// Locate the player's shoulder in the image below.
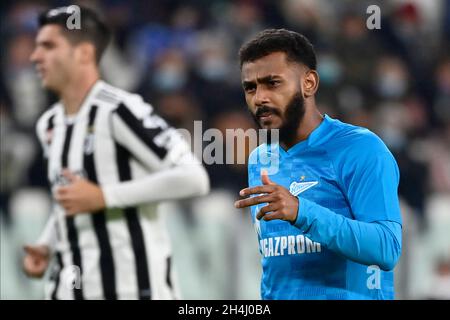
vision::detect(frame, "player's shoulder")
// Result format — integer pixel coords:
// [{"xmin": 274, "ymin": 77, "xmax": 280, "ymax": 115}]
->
[
  {"xmin": 96, "ymin": 81, "xmax": 154, "ymax": 117},
  {"xmin": 324, "ymin": 117, "xmax": 400, "ymax": 184},
  {"xmin": 36, "ymin": 103, "xmax": 61, "ymax": 130},
  {"xmin": 35, "ymin": 102, "xmax": 62, "ymax": 142},
  {"xmin": 325, "ymin": 117, "xmax": 391, "ymax": 157},
  {"xmin": 37, "ymin": 102, "xmax": 60, "ymax": 121}
]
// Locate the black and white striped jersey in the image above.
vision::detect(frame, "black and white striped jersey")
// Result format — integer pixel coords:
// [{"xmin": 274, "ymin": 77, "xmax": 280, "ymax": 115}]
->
[{"xmin": 35, "ymin": 80, "xmax": 209, "ymax": 300}]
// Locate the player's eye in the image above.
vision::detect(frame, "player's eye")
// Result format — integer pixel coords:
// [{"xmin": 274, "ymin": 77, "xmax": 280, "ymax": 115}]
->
[
  {"xmin": 244, "ymin": 84, "xmax": 256, "ymax": 93},
  {"xmin": 268, "ymin": 80, "xmax": 280, "ymax": 87},
  {"xmin": 40, "ymin": 42, "xmax": 55, "ymax": 50}
]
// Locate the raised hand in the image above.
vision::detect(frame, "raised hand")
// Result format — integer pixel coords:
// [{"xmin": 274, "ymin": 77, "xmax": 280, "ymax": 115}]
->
[{"xmin": 235, "ymin": 170, "xmax": 299, "ymax": 223}]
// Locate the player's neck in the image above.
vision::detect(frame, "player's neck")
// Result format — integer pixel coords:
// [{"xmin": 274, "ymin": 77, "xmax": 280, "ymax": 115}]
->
[
  {"xmin": 281, "ymin": 105, "xmax": 323, "ymax": 150},
  {"xmin": 60, "ymin": 70, "xmax": 100, "ymax": 116}
]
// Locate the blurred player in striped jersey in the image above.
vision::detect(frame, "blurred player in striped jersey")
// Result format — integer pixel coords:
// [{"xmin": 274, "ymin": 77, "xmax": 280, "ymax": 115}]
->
[{"xmin": 23, "ymin": 6, "xmax": 209, "ymax": 300}]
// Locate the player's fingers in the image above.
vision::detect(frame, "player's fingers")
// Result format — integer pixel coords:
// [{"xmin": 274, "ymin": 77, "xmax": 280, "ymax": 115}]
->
[
  {"xmin": 65, "ymin": 206, "xmax": 78, "ymax": 216},
  {"xmin": 261, "ymin": 211, "xmax": 283, "ymax": 221},
  {"xmin": 239, "ymin": 185, "xmax": 276, "ymax": 197},
  {"xmin": 23, "ymin": 245, "xmax": 48, "ymax": 258},
  {"xmin": 24, "ymin": 245, "xmax": 41, "ymax": 257},
  {"xmin": 57, "ymin": 199, "xmax": 71, "ymax": 211},
  {"xmin": 62, "ymin": 169, "xmax": 80, "ymax": 183},
  {"xmin": 235, "ymin": 194, "xmax": 274, "ymax": 209},
  {"xmin": 261, "ymin": 170, "xmax": 275, "ymax": 186},
  {"xmin": 23, "ymin": 256, "xmax": 47, "ymax": 278},
  {"xmin": 55, "ymin": 186, "xmax": 69, "ymax": 197},
  {"xmin": 55, "ymin": 189, "xmax": 74, "ymax": 202},
  {"xmin": 256, "ymin": 203, "xmax": 279, "ymax": 220}
]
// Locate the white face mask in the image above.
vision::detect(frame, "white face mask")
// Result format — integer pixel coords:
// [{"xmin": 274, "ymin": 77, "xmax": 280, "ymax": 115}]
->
[{"xmin": 377, "ymin": 72, "xmax": 407, "ymax": 98}]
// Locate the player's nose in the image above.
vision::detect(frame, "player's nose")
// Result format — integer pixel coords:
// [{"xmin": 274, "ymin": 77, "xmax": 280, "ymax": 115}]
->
[
  {"xmin": 30, "ymin": 47, "xmax": 42, "ymax": 64},
  {"xmin": 253, "ymin": 87, "xmax": 270, "ymax": 106}
]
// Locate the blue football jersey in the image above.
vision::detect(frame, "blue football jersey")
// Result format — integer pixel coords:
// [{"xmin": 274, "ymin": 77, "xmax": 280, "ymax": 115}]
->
[{"xmin": 248, "ymin": 115, "xmax": 402, "ymax": 300}]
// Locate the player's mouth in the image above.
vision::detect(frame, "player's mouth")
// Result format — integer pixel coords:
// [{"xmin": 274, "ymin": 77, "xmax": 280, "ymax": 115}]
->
[
  {"xmin": 258, "ymin": 111, "xmax": 275, "ymax": 122},
  {"xmin": 256, "ymin": 106, "xmax": 279, "ymax": 119},
  {"xmin": 36, "ymin": 67, "xmax": 46, "ymax": 79},
  {"xmin": 254, "ymin": 106, "xmax": 281, "ymax": 127}
]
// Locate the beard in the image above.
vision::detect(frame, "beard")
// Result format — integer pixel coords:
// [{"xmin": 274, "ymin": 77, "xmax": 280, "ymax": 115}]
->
[{"xmin": 251, "ymin": 90, "xmax": 305, "ymax": 146}]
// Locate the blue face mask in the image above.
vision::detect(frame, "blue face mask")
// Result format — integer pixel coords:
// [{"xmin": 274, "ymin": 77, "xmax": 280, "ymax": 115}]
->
[
  {"xmin": 152, "ymin": 65, "xmax": 186, "ymax": 92},
  {"xmin": 317, "ymin": 56, "xmax": 342, "ymax": 86},
  {"xmin": 198, "ymin": 57, "xmax": 228, "ymax": 81}
]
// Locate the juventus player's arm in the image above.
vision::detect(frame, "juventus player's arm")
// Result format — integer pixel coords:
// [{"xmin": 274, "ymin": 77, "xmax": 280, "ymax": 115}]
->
[
  {"xmin": 28, "ymin": 110, "xmax": 59, "ymax": 251},
  {"xmin": 34, "ymin": 212, "xmax": 57, "ymax": 249},
  {"xmin": 22, "ymin": 213, "xmax": 55, "ymax": 278},
  {"xmin": 101, "ymin": 98, "xmax": 210, "ymax": 208},
  {"xmin": 23, "ymin": 115, "xmax": 59, "ymax": 278}
]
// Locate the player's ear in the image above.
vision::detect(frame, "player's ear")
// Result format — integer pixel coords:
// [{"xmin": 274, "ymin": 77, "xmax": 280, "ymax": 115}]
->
[
  {"xmin": 302, "ymin": 70, "xmax": 319, "ymax": 98},
  {"xmin": 76, "ymin": 42, "xmax": 96, "ymax": 65}
]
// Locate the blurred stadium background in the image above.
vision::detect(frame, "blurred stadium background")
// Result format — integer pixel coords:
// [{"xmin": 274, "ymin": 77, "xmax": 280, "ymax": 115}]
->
[{"xmin": 1, "ymin": 0, "xmax": 449, "ymax": 299}]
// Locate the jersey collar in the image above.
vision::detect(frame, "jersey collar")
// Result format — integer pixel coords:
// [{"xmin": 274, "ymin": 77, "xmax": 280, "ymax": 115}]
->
[
  {"xmin": 59, "ymin": 79, "xmax": 105, "ymax": 123},
  {"xmin": 277, "ymin": 114, "xmax": 333, "ymax": 156}
]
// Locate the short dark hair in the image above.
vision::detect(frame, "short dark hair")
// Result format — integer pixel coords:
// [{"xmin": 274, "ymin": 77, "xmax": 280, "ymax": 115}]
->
[
  {"xmin": 38, "ymin": 6, "xmax": 111, "ymax": 64},
  {"xmin": 239, "ymin": 29, "xmax": 317, "ymax": 70}
]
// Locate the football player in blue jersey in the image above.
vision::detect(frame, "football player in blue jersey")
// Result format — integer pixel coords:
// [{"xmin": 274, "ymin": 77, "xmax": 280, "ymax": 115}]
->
[{"xmin": 235, "ymin": 29, "xmax": 402, "ymax": 300}]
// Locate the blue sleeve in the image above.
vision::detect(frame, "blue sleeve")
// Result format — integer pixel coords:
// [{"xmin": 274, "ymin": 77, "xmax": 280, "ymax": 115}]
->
[
  {"xmin": 292, "ymin": 135, "xmax": 403, "ymax": 271},
  {"xmin": 293, "ymin": 199, "xmax": 402, "ymax": 271},
  {"xmin": 339, "ymin": 136, "xmax": 402, "ymax": 224}
]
